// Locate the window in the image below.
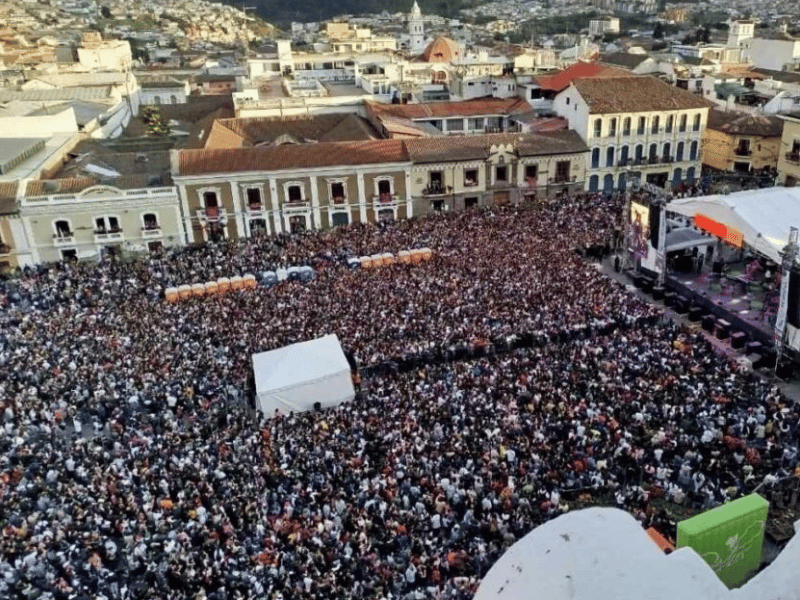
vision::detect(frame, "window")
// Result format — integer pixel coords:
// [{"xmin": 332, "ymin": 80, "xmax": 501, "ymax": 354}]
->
[
  {"xmin": 676, "ymin": 141, "xmax": 685, "ymax": 161},
  {"xmin": 432, "ymin": 199, "xmax": 444, "ymax": 212},
  {"xmin": 54, "ymin": 220, "xmax": 72, "ymax": 238},
  {"xmin": 170, "ymin": 95, "xmax": 177, "ymax": 104},
  {"xmin": 555, "ymin": 160, "xmax": 570, "ymax": 183},
  {"xmin": 662, "ymin": 142, "xmax": 671, "ymax": 161},
  {"xmin": 619, "ymin": 146, "xmax": 629, "ymax": 165},
  {"xmin": 689, "ymin": 141, "xmax": 699, "ymax": 161},
  {"xmin": 591, "ymin": 148, "xmax": 600, "ymax": 168},
  {"xmin": 330, "ymin": 182, "xmax": 345, "ymax": 203},
  {"xmin": 637, "ymin": 116, "xmax": 647, "ymax": 135},
  {"xmin": 566, "ymin": 97, "xmax": 570, "ymax": 105},
  {"xmin": 246, "ymin": 188, "xmax": 262, "ymax": 209},
  {"xmin": 428, "ymin": 171, "xmax": 444, "ymax": 193},
  {"xmin": 469, "ymin": 117, "xmax": 484, "ymax": 130},
  {"xmin": 61, "ymin": 249, "xmax": 77, "ymax": 261},
  {"xmin": 593, "ymin": 118, "xmax": 602, "ymax": 137},
  {"xmin": 287, "ymin": 185, "xmax": 302, "ymax": 202},
  {"xmin": 143, "ymin": 213, "xmax": 159, "ymax": 230},
  {"xmin": 622, "ymin": 117, "xmax": 631, "ymax": 136},
  {"xmin": 651, "ymin": 115, "xmax": 660, "ymax": 134},
  {"xmin": 609, "ymin": 118, "xmax": 617, "ymax": 137},
  {"xmin": 606, "ymin": 146, "xmax": 615, "ymax": 167},
  {"xmin": 649, "ymin": 144, "xmax": 658, "ymax": 161},
  {"xmin": 95, "ymin": 216, "xmax": 120, "ymax": 233},
  {"xmin": 692, "ymin": 113, "xmax": 701, "ymax": 132},
  {"xmin": 377, "ymin": 179, "xmax": 393, "ymax": 203},
  {"xmin": 154, "ymin": 96, "xmax": 162, "ymax": 105},
  {"xmin": 679, "ymin": 114, "xmax": 687, "ymax": 132},
  {"xmin": 635, "ymin": 144, "xmax": 644, "ymax": 161},
  {"xmin": 447, "ymin": 118, "xmax": 464, "ymax": 131},
  {"xmin": 735, "ymin": 139, "xmax": 750, "ymax": 156},
  {"xmin": 464, "ymin": 168, "xmax": 478, "ymax": 187},
  {"xmin": 665, "ymin": 115, "xmax": 674, "ymax": 133},
  {"xmin": 588, "ymin": 174, "xmax": 599, "ymax": 192},
  {"xmin": 465, "ymin": 197, "xmax": 479, "ymax": 209},
  {"xmin": 496, "ymin": 165, "xmax": 508, "ymax": 182},
  {"xmin": 148, "ymin": 241, "xmax": 163, "ymax": 253},
  {"xmin": 331, "ymin": 212, "xmax": 349, "ymax": 227},
  {"xmin": 203, "ymin": 191, "xmax": 218, "ymax": 208},
  {"xmin": 525, "ymin": 164, "xmax": 538, "ymax": 180}
]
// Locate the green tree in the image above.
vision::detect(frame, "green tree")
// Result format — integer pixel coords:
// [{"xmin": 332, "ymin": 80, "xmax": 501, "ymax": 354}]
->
[{"xmin": 100, "ymin": 5, "xmax": 112, "ymax": 19}]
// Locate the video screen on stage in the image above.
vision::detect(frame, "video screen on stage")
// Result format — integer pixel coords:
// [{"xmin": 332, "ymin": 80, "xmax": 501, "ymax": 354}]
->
[{"xmin": 630, "ymin": 201, "xmax": 650, "ymax": 260}]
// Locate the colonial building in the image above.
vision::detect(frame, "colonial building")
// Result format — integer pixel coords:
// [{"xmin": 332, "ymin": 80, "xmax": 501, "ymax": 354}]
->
[
  {"xmin": 172, "ymin": 130, "xmax": 588, "ymax": 241},
  {"xmin": 777, "ymin": 112, "xmax": 800, "ymax": 187},
  {"xmin": 553, "ymin": 75, "xmax": 711, "ymax": 193},
  {"xmin": 703, "ymin": 109, "xmax": 783, "ymax": 174},
  {"xmin": 0, "ymin": 181, "xmax": 19, "ymax": 271}
]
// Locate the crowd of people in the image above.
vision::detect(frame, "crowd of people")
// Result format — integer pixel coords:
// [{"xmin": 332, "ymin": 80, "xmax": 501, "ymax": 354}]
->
[{"xmin": 0, "ymin": 192, "xmax": 797, "ymax": 600}]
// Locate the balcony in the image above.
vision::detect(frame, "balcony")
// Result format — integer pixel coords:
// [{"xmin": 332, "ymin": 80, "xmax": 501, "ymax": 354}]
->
[
  {"xmin": 373, "ymin": 194, "xmax": 398, "ymax": 209},
  {"xmin": 0, "ymin": 243, "xmax": 10, "ymax": 255},
  {"xmin": 197, "ymin": 207, "xmax": 227, "ymax": 224},
  {"xmin": 490, "ymin": 179, "xmax": 514, "ymax": 189},
  {"xmin": 463, "ymin": 179, "xmax": 479, "ymax": 188},
  {"xmin": 422, "ymin": 183, "xmax": 447, "ymax": 196},
  {"xmin": 246, "ymin": 202, "xmax": 265, "ymax": 216},
  {"xmin": 549, "ymin": 175, "xmax": 578, "ymax": 184},
  {"xmin": 282, "ymin": 200, "xmax": 310, "ymax": 214},
  {"xmin": 53, "ymin": 233, "xmax": 75, "ymax": 246},
  {"xmin": 785, "ymin": 152, "xmax": 800, "ymax": 165},
  {"xmin": 734, "ymin": 148, "xmax": 752, "ymax": 157},
  {"xmin": 94, "ymin": 229, "xmax": 124, "ymax": 244},
  {"xmin": 141, "ymin": 226, "xmax": 163, "ymax": 239}
]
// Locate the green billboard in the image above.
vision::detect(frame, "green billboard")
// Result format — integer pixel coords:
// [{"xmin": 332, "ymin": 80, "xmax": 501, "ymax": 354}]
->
[{"xmin": 676, "ymin": 493, "xmax": 768, "ymax": 588}]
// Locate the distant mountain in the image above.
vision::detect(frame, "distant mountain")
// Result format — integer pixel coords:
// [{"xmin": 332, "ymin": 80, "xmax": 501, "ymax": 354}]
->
[{"xmin": 227, "ymin": 0, "xmax": 471, "ymax": 26}]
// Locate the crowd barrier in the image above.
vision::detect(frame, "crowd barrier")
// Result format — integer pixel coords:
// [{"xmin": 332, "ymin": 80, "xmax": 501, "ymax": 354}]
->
[
  {"xmin": 164, "ymin": 274, "xmax": 258, "ymax": 302},
  {"xmin": 349, "ymin": 248, "xmax": 433, "ymax": 270}
]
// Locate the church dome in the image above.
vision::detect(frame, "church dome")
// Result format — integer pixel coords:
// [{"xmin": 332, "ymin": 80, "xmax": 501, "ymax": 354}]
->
[{"xmin": 422, "ymin": 37, "xmax": 461, "ymax": 62}]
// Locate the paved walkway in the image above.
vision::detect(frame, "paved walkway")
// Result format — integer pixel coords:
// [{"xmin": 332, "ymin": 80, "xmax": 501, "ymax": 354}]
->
[{"xmin": 597, "ymin": 256, "xmax": 800, "ymax": 405}]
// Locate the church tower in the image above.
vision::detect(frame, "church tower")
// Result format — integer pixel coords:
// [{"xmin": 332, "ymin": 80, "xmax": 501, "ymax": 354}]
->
[{"xmin": 409, "ymin": 1, "xmax": 425, "ymax": 55}]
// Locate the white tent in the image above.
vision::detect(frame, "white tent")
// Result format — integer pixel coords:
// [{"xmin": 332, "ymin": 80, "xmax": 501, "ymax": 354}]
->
[
  {"xmin": 251, "ymin": 334, "xmax": 355, "ymax": 416},
  {"xmin": 667, "ymin": 188, "xmax": 800, "ymax": 263},
  {"xmin": 474, "ymin": 507, "xmax": 800, "ymax": 600}
]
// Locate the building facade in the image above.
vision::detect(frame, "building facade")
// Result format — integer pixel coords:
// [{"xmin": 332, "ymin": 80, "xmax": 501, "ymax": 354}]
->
[
  {"xmin": 777, "ymin": 113, "xmax": 800, "ymax": 187},
  {"xmin": 703, "ymin": 110, "xmax": 783, "ymax": 174},
  {"xmin": 553, "ymin": 76, "xmax": 710, "ymax": 193}
]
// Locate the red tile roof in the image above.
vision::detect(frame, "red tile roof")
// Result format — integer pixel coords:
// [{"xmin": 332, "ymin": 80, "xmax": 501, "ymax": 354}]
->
[
  {"xmin": 535, "ymin": 61, "xmax": 637, "ymax": 93},
  {"xmin": 573, "ymin": 76, "xmax": 712, "ymax": 114},
  {"xmin": 367, "ymin": 97, "xmax": 530, "ymax": 120},
  {"xmin": 177, "ymin": 139, "xmax": 409, "ymax": 176}
]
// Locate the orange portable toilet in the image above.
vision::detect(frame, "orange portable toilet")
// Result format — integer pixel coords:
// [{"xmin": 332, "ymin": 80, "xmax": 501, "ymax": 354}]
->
[
  {"xmin": 420, "ymin": 248, "xmax": 432, "ymax": 261},
  {"xmin": 360, "ymin": 256, "xmax": 373, "ymax": 269},
  {"xmin": 217, "ymin": 277, "xmax": 231, "ymax": 293},
  {"xmin": 204, "ymin": 281, "xmax": 219, "ymax": 295},
  {"xmin": 165, "ymin": 287, "xmax": 179, "ymax": 302},
  {"xmin": 230, "ymin": 275, "xmax": 244, "ymax": 290},
  {"xmin": 371, "ymin": 254, "xmax": 384, "ymax": 267},
  {"xmin": 244, "ymin": 274, "xmax": 257, "ymax": 289},
  {"xmin": 398, "ymin": 250, "xmax": 411, "ymax": 264},
  {"xmin": 178, "ymin": 284, "xmax": 192, "ymax": 300},
  {"xmin": 410, "ymin": 249, "xmax": 423, "ymax": 264},
  {"xmin": 382, "ymin": 253, "xmax": 395, "ymax": 265},
  {"xmin": 191, "ymin": 283, "xmax": 205, "ymax": 297}
]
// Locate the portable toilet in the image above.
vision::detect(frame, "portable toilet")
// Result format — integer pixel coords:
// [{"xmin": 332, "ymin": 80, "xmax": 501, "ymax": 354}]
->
[
  {"xmin": 192, "ymin": 283, "xmax": 206, "ymax": 297},
  {"xmin": 276, "ymin": 268, "xmax": 289, "ymax": 282},
  {"xmin": 299, "ymin": 266, "xmax": 314, "ymax": 282},
  {"xmin": 382, "ymin": 252, "xmax": 395, "ymax": 265},
  {"xmin": 262, "ymin": 271, "xmax": 278, "ymax": 287},
  {"xmin": 347, "ymin": 257, "xmax": 361, "ymax": 270},
  {"xmin": 371, "ymin": 254, "xmax": 384, "ymax": 267},
  {"xmin": 217, "ymin": 277, "xmax": 231, "ymax": 293},
  {"xmin": 204, "ymin": 281, "xmax": 219, "ymax": 295},
  {"xmin": 360, "ymin": 256, "xmax": 373, "ymax": 269},
  {"xmin": 287, "ymin": 266, "xmax": 300, "ymax": 281},
  {"xmin": 420, "ymin": 248, "xmax": 433, "ymax": 261},
  {"xmin": 165, "ymin": 287, "xmax": 179, "ymax": 302},
  {"xmin": 230, "ymin": 275, "xmax": 244, "ymax": 290},
  {"xmin": 398, "ymin": 250, "xmax": 411, "ymax": 264},
  {"xmin": 178, "ymin": 284, "xmax": 193, "ymax": 300},
  {"xmin": 244, "ymin": 274, "xmax": 257, "ymax": 289},
  {"xmin": 410, "ymin": 249, "xmax": 423, "ymax": 264}
]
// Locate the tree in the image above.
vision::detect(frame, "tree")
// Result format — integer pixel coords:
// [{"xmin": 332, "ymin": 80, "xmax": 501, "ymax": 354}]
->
[
  {"xmin": 700, "ymin": 26, "xmax": 710, "ymax": 43},
  {"xmin": 100, "ymin": 5, "xmax": 112, "ymax": 19},
  {"xmin": 653, "ymin": 22, "xmax": 665, "ymax": 39}
]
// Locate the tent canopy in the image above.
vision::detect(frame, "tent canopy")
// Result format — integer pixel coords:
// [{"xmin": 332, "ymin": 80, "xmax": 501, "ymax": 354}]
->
[
  {"xmin": 666, "ymin": 227, "xmax": 715, "ymax": 253},
  {"xmin": 667, "ymin": 188, "xmax": 800, "ymax": 264},
  {"xmin": 252, "ymin": 334, "xmax": 355, "ymax": 416}
]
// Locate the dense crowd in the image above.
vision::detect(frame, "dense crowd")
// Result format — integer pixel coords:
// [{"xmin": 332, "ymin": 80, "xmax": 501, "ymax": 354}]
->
[{"xmin": 0, "ymin": 193, "xmax": 797, "ymax": 600}]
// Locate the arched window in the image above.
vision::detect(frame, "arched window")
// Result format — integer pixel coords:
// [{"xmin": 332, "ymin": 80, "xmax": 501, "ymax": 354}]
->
[
  {"xmin": 143, "ymin": 213, "xmax": 159, "ymax": 230},
  {"xmin": 154, "ymin": 96, "xmax": 162, "ymax": 105},
  {"xmin": 603, "ymin": 174, "xmax": 614, "ymax": 194},
  {"xmin": 593, "ymin": 118, "xmax": 602, "ymax": 137},
  {"xmin": 606, "ymin": 146, "xmax": 615, "ymax": 167},
  {"xmin": 620, "ymin": 145, "xmax": 629, "ymax": 165},
  {"xmin": 618, "ymin": 173, "xmax": 627, "ymax": 191},
  {"xmin": 588, "ymin": 175, "xmax": 599, "ymax": 192},
  {"xmin": 676, "ymin": 141, "xmax": 685, "ymax": 162},
  {"xmin": 692, "ymin": 113, "xmax": 701, "ymax": 132},
  {"xmin": 679, "ymin": 114, "xmax": 688, "ymax": 132},
  {"xmin": 689, "ymin": 140, "xmax": 699, "ymax": 161},
  {"xmin": 672, "ymin": 168, "xmax": 683, "ymax": 186},
  {"xmin": 203, "ymin": 191, "xmax": 218, "ymax": 208},
  {"xmin": 635, "ymin": 144, "xmax": 644, "ymax": 161},
  {"xmin": 609, "ymin": 118, "xmax": 617, "ymax": 137},
  {"xmin": 591, "ymin": 148, "xmax": 600, "ymax": 168},
  {"xmin": 662, "ymin": 142, "xmax": 671, "ymax": 161},
  {"xmin": 622, "ymin": 117, "xmax": 631, "ymax": 136},
  {"xmin": 651, "ymin": 115, "xmax": 660, "ymax": 134},
  {"xmin": 54, "ymin": 219, "xmax": 72, "ymax": 238},
  {"xmin": 649, "ymin": 143, "xmax": 658, "ymax": 161},
  {"xmin": 686, "ymin": 166, "xmax": 696, "ymax": 182},
  {"xmin": 637, "ymin": 116, "xmax": 647, "ymax": 135},
  {"xmin": 665, "ymin": 115, "xmax": 674, "ymax": 133},
  {"xmin": 170, "ymin": 95, "xmax": 178, "ymax": 104}
]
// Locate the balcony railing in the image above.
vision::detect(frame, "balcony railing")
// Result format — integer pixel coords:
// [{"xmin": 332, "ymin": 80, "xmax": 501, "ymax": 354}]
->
[
  {"xmin": 785, "ymin": 152, "xmax": 800, "ymax": 164},
  {"xmin": 282, "ymin": 200, "xmax": 310, "ymax": 213},
  {"xmin": 94, "ymin": 229, "xmax": 124, "ymax": 243},
  {"xmin": 142, "ymin": 226, "xmax": 163, "ymax": 238},
  {"xmin": 197, "ymin": 207, "xmax": 227, "ymax": 223},
  {"xmin": 373, "ymin": 194, "xmax": 398, "ymax": 209},
  {"xmin": 422, "ymin": 183, "xmax": 447, "ymax": 196},
  {"xmin": 329, "ymin": 196, "xmax": 347, "ymax": 206},
  {"xmin": 53, "ymin": 233, "xmax": 74, "ymax": 246},
  {"xmin": 734, "ymin": 148, "xmax": 752, "ymax": 157},
  {"xmin": 463, "ymin": 179, "xmax": 479, "ymax": 187},
  {"xmin": 549, "ymin": 175, "xmax": 578, "ymax": 184},
  {"xmin": 246, "ymin": 203, "xmax": 264, "ymax": 214}
]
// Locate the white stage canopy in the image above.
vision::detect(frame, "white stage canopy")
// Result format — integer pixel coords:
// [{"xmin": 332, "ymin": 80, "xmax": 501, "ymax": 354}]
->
[
  {"xmin": 667, "ymin": 187, "xmax": 800, "ymax": 264},
  {"xmin": 251, "ymin": 334, "xmax": 355, "ymax": 416}
]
